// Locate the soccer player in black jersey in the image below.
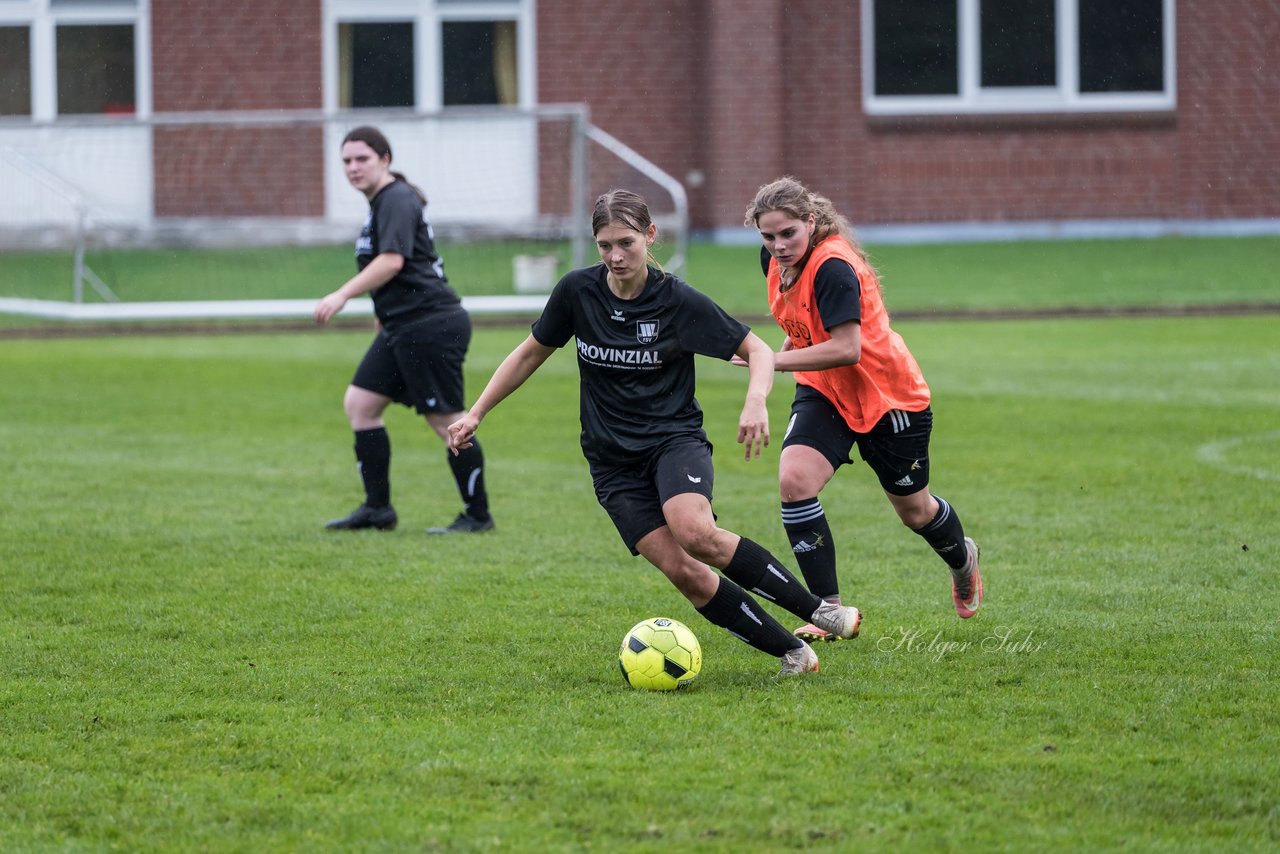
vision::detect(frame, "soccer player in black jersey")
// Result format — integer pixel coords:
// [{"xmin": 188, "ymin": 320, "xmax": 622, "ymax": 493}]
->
[
  {"xmin": 314, "ymin": 126, "xmax": 493, "ymax": 535},
  {"xmin": 447, "ymin": 190, "xmax": 861, "ymax": 676}
]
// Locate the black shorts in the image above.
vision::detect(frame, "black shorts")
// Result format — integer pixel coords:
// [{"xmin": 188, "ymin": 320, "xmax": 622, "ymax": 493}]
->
[
  {"xmin": 588, "ymin": 435, "xmax": 716, "ymax": 555},
  {"xmin": 782, "ymin": 385, "xmax": 932, "ymax": 496},
  {"xmin": 351, "ymin": 307, "xmax": 472, "ymax": 416}
]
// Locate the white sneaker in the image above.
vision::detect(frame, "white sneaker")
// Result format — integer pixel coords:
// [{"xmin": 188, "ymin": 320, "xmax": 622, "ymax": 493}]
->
[
  {"xmin": 807, "ymin": 600, "xmax": 862, "ymax": 640},
  {"xmin": 779, "ymin": 642, "xmax": 819, "ymax": 675}
]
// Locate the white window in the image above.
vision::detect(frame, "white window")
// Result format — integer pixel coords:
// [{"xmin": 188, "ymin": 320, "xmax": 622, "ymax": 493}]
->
[
  {"xmin": 863, "ymin": 0, "xmax": 1175, "ymax": 115},
  {"xmin": 324, "ymin": 0, "xmax": 533, "ymax": 112},
  {"xmin": 0, "ymin": 0, "xmax": 150, "ymax": 120}
]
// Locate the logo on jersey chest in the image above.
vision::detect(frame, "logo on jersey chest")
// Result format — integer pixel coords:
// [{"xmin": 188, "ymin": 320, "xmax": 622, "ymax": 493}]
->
[
  {"xmin": 781, "ymin": 317, "xmax": 812, "ymax": 345},
  {"xmin": 636, "ymin": 319, "xmax": 659, "ymax": 344},
  {"xmin": 576, "ymin": 339, "xmax": 663, "ymax": 368}
]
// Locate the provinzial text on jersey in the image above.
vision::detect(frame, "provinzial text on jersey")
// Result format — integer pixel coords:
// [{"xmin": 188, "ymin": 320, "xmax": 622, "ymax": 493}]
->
[{"xmin": 577, "ymin": 339, "xmax": 663, "ymax": 369}]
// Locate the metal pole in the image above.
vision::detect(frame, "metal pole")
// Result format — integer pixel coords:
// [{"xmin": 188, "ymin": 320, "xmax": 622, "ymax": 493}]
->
[
  {"xmin": 73, "ymin": 205, "xmax": 86, "ymax": 303},
  {"xmin": 582, "ymin": 124, "xmax": 688, "ymax": 276},
  {"xmin": 569, "ymin": 106, "xmax": 589, "ymax": 270}
]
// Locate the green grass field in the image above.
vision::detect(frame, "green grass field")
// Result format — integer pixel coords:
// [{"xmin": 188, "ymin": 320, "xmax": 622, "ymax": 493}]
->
[
  {"xmin": 3, "ymin": 234, "xmax": 1279, "ymax": 318},
  {"xmin": 2, "ymin": 239, "xmax": 1279, "ymax": 850}
]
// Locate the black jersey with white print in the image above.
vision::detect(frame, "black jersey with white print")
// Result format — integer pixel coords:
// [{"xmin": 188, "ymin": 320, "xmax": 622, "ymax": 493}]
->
[
  {"xmin": 532, "ymin": 264, "xmax": 750, "ymax": 464},
  {"xmin": 760, "ymin": 245, "xmax": 861, "ymax": 329},
  {"xmin": 357, "ymin": 180, "xmax": 461, "ymax": 329}
]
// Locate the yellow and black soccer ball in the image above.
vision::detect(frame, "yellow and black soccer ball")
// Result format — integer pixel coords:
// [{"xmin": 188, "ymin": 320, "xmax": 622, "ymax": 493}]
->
[{"xmin": 618, "ymin": 617, "xmax": 702, "ymax": 691}]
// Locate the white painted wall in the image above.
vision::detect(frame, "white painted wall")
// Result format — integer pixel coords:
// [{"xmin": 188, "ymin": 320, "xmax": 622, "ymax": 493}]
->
[
  {"xmin": 0, "ymin": 124, "xmax": 152, "ymax": 234},
  {"xmin": 0, "ymin": 113, "xmax": 543, "ymax": 246}
]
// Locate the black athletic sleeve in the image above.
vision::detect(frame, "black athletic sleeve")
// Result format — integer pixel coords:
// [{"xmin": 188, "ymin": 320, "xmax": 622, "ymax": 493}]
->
[
  {"xmin": 530, "ymin": 273, "xmax": 576, "ymax": 348},
  {"xmin": 812, "ymin": 257, "xmax": 861, "ymax": 330},
  {"xmin": 676, "ymin": 282, "xmax": 750, "ymax": 360},
  {"xmin": 372, "ymin": 184, "xmax": 419, "ymax": 257}
]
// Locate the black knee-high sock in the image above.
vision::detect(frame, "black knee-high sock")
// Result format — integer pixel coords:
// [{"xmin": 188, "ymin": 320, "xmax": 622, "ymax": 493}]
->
[
  {"xmin": 781, "ymin": 498, "xmax": 839, "ymax": 599},
  {"xmin": 721, "ymin": 537, "xmax": 823, "ymax": 622},
  {"xmin": 696, "ymin": 577, "xmax": 802, "ymax": 657},
  {"xmin": 354, "ymin": 427, "xmax": 391, "ymax": 507},
  {"xmin": 446, "ymin": 441, "xmax": 489, "ymax": 520},
  {"xmin": 913, "ymin": 495, "xmax": 968, "ymax": 571}
]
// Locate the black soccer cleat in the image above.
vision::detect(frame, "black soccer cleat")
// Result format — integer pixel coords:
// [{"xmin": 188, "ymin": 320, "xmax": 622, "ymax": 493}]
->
[
  {"xmin": 325, "ymin": 503, "xmax": 398, "ymax": 531},
  {"xmin": 426, "ymin": 512, "xmax": 495, "ymax": 534}
]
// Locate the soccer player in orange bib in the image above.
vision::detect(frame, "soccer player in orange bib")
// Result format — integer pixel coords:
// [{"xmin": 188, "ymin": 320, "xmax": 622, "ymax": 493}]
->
[{"xmin": 741, "ymin": 177, "xmax": 983, "ymax": 639}]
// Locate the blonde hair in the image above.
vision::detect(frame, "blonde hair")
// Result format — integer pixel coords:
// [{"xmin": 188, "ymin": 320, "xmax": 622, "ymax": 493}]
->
[{"xmin": 744, "ymin": 176, "xmax": 868, "ymax": 264}]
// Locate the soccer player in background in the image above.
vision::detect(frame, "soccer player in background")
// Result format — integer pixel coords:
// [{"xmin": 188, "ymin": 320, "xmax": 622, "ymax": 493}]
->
[
  {"xmin": 741, "ymin": 176, "xmax": 983, "ymax": 640},
  {"xmin": 314, "ymin": 125, "xmax": 494, "ymax": 535},
  {"xmin": 447, "ymin": 190, "xmax": 860, "ymax": 676}
]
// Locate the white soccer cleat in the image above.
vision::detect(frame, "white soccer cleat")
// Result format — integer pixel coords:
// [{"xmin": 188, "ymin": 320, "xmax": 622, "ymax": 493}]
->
[
  {"xmin": 807, "ymin": 600, "xmax": 862, "ymax": 640},
  {"xmin": 779, "ymin": 642, "xmax": 820, "ymax": 675}
]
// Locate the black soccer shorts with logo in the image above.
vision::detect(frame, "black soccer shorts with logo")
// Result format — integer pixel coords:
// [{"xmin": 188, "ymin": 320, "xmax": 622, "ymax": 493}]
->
[
  {"xmin": 589, "ymin": 434, "xmax": 716, "ymax": 555},
  {"xmin": 782, "ymin": 384, "xmax": 933, "ymax": 496},
  {"xmin": 351, "ymin": 306, "xmax": 472, "ymax": 416}
]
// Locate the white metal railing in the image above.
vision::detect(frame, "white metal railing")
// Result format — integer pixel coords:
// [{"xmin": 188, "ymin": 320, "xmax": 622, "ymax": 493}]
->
[
  {"xmin": 0, "ymin": 146, "xmax": 119, "ymax": 303},
  {"xmin": 0, "ymin": 294, "xmax": 550, "ymax": 321},
  {"xmin": 585, "ymin": 124, "xmax": 689, "ymax": 275}
]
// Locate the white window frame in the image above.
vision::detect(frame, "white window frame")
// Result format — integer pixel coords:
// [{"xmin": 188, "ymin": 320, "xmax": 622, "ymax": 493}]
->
[
  {"xmin": 322, "ymin": 0, "xmax": 534, "ymax": 114},
  {"xmin": 0, "ymin": 0, "xmax": 151, "ymax": 121},
  {"xmin": 862, "ymin": 0, "xmax": 1175, "ymax": 116}
]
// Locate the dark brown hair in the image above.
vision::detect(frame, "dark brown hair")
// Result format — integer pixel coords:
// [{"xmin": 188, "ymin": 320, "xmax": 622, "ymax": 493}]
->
[
  {"xmin": 342, "ymin": 125, "xmax": 427, "ymax": 204},
  {"xmin": 592, "ymin": 189, "xmax": 661, "ymax": 269}
]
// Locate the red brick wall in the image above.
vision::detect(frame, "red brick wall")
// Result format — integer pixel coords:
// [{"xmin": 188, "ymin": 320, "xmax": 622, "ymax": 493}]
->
[
  {"xmin": 539, "ymin": 0, "xmax": 1280, "ymax": 231},
  {"xmin": 151, "ymin": 0, "xmax": 321, "ymax": 111},
  {"xmin": 151, "ymin": 0, "xmax": 324, "ymax": 216},
  {"xmin": 142, "ymin": 1, "xmax": 1276, "ymax": 228},
  {"xmin": 537, "ymin": 1, "xmax": 705, "ymax": 216},
  {"xmin": 1176, "ymin": 0, "xmax": 1280, "ymax": 218},
  {"xmin": 701, "ymin": 0, "xmax": 786, "ymax": 233},
  {"xmin": 153, "ymin": 125, "xmax": 325, "ymax": 217}
]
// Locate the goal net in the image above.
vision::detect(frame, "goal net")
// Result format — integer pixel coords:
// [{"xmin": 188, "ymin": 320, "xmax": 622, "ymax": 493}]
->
[{"xmin": 0, "ymin": 106, "xmax": 687, "ymax": 320}]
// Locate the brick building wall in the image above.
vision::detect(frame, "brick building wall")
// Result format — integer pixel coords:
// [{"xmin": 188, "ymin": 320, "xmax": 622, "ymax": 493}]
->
[
  {"xmin": 150, "ymin": 0, "xmax": 325, "ymax": 217},
  {"xmin": 700, "ymin": 0, "xmax": 787, "ymax": 233},
  {"xmin": 135, "ymin": 0, "xmax": 1276, "ymax": 230},
  {"xmin": 1176, "ymin": 0, "xmax": 1280, "ymax": 219},
  {"xmin": 537, "ymin": 0, "xmax": 705, "ymax": 214},
  {"xmin": 539, "ymin": 0, "xmax": 1280, "ymax": 233}
]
